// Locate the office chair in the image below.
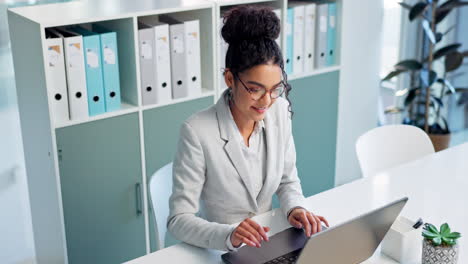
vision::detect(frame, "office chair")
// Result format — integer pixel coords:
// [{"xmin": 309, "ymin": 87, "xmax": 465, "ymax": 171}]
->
[{"xmin": 356, "ymin": 125, "xmax": 435, "ymax": 177}]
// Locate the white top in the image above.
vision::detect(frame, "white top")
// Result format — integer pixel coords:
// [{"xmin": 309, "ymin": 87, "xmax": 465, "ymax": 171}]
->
[{"xmin": 126, "ymin": 142, "xmax": 468, "ymax": 264}]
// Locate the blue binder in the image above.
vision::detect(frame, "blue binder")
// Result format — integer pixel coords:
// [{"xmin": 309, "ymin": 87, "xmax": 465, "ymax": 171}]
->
[
  {"xmin": 286, "ymin": 8, "xmax": 294, "ymax": 75},
  {"xmin": 92, "ymin": 25, "xmax": 121, "ymax": 112},
  {"xmin": 326, "ymin": 3, "xmax": 337, "ymax": 66},
  {"xmin": 69, "ymin": 26, "xmax": 106, "ymax": 116}
]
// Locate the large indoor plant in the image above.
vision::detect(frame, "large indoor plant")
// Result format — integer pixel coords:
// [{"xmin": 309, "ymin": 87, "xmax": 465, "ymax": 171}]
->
[
  {"xmin": 382, "ymin": 0, "xmax": 468, "ymax": 151},
  {"xmin": 422, "ymin": 223, "xmax": 461, "ymax": 264}
]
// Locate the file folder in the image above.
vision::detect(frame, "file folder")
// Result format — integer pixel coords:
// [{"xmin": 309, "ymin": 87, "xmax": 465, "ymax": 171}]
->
[
  {"xmin": 92, "ymin": 24, "xmax": 122, "ymax": 112},
  {"xmin": 273, "ymin": 9, "xmax": 281, "ymax": 48},
  {"xmin": 139, "ymin": 18, "xmax": 173, "ymax": 105},
  {"xmin": 69, "ymin": 26, "xmax": 106, "ymax": 116},
  {"xmin": 138, "ymin": 22, "xmax": 157, "ymax": 105},
  {"xmin": 292, "ymin": 4, "xmax": 305, "ymax": 75},
  {"xmin": 44, "ymin": 29, "xmax": 70, "ymax": 124},
  {"xmin": 159, "ymin": 15, "xmax": 189, "ymax": 99},
  {"xmin": 161, "ymin": 14, "xmax": 202, "ymax": 98},
  {"xmin": 51, "ymin": 28, "xmax": 89, "ymax": 120},
  {"xmin": 315, "ymin": 4, "xmax": 328, "ymax": 68},
  {"xmin": 327, "ymin": 2, "xmax": 337, "ymax": 66},
  {"xmin": 286, "ymin": 8, "xmax": 294, "ymax": 75},
  {"xmin": 304, "ymin": 3, "xmax": 317, "ymax": 73}
]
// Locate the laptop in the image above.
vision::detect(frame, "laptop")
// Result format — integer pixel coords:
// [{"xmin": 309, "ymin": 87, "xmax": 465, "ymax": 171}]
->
[{"xmin": 222, "ymin": 197, "xmax": 408, "ymax": 264}]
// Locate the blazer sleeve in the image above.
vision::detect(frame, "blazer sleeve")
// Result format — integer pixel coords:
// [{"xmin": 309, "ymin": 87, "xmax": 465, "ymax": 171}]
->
[
  {"xmin": 167, "ymin": 121, "xmax": 235, "ymax": 251},
  {"xmin": 275, "ymin": 104, "xmax": 308, "ymax": 217}
]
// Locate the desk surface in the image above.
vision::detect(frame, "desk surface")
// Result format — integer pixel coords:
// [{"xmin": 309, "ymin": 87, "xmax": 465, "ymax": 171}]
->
[{"xmin": 126, "ymin": 142, "xmax": 468, "ymax": 264}]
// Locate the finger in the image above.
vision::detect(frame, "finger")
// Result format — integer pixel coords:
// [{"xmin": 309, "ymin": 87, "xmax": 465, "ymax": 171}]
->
[
  {"xmin": 237, "ymin": 226, "xmax": 261, "ymax": 247},
  {"xmin": 317, "ymin": 215, "xmax": 330, "ymax": 227},
  {"xmin": 299, "ymin": 212, "xmax": 311, "ymax": 237},
  {"xmin": 310, "ymin": 213, "xmax": 321, "ymax": 233},
  {"xmin": 306, "ymin": 212, "xmax": 318, "ymax": 234},
  {"xmin": 289, "ymin": 217, "xmax": 303, "ymax": 229},
  {"xmin": 234, "ymin": 232, "xmax": 257, "ymax": 247},
  {"xmin": 263, "ymin": 226, "xmax": 270, "ymax": 232},
  {"xmin": 246, "ymin": 218, "xmax": 269, "ymax": 242},
  {"xmin": 242, "ymin": 221, "xmax": 263, "ymax": 243}
]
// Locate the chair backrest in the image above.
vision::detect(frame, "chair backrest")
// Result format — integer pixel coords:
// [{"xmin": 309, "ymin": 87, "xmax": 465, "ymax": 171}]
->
[
  {"xmin": 149, "ymin": 162, "xmax": 173, "ymax": 250},
  {"xmin": 356, "ymin": 125, "xmax": 435, "ymax": 177}
]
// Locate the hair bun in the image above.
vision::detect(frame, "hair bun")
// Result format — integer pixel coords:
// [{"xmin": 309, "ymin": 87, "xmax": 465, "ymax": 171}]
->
[{"xmin": 221, "ymin": 5, "xmax": 280, "ymax": 45}]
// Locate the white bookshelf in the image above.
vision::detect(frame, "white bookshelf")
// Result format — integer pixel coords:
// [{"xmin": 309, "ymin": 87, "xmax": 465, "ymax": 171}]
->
[{"xmin": 7, "ymin": 0, "xmax": 342, "ymax": 263}]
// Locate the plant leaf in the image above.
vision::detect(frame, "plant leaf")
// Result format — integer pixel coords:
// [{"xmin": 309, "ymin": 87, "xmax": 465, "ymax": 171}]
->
[
  {"xmin": 436, "ymin": 32, "xmax": 443, "ymax": 43},
  {"xmin": 437, "ymin": 78, "xmax": 456, "ymax": 94},
  {"xmin": 431, "ymin": 95, "xmax": 444, "ymax": 107},
  {"xmin": 435, "ymin": 0, "xmax": 457, "ymax": 24},
  {"xmin": 442, "ymin": 237, "xmax": 455, "ymax": 245},
  {"xmin": 432, "ymin": 236, "xmax": 442, "ymax": 246},
  {"xmin": 395, "ymin": 59, "xmax": 423, "ymax": 70},
  {"xmin": 404, "ymin": 87, "xmax": 421, "ymax": 106},
  {"xmin": 423, "ymin": 230, "xmax": 440, "ymax": 239},
  {"xmin": 420, "ymin": 69, "xmax": 437, "ymax": 86},
  {"xmin": 445, "ymin": 51, "xmax": 464, "ymax": 72},
  {"xmin": 433, "ymin": 43, "xmax": 462, "ymax": 61},
  {"xmin": 399, "ymin": 2, "xmax": 413, "ymax": 10},
  {"xmin": 440, "ymin": 223, "xmax": 451, "ymax": 236},
  {"xmin": 425, "ymin": 223, "xmax": 440, "ymax": 234},
  {"xmin": 382, "ymin": 69, "xmax": 406, "ymax": 81},
  {"xmin": 384, "ymin": 107, "xmax": 404, "ymax": 114},
  {"xmin": 462, "ymin": 50, "xmax": 468, "ymax": 57},
  {"xmin": 446, "ymin": 232, "xmax": 462, "ymax": 239},
  {"xmin": 410, "ymin": 2, "xmax": 429, "ymax": 21},
  {"xmin": 422, "ymin": 19, "xmax": 436, "ymax": 44}
]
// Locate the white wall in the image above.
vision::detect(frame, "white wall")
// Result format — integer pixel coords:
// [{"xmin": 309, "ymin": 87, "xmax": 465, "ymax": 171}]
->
[{"xmin": 334, "ymin": 0, "xmax": 384, "ymax": 186}]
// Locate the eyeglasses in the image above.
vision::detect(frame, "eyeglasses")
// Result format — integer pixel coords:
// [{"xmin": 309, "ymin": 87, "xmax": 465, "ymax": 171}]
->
[{"xmin": 235, "ymin": 74, "xmax": 287, "ymax": 101}]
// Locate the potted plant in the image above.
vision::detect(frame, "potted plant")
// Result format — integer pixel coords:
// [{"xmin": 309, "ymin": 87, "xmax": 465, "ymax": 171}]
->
[
  {"xmin": 422, "ymin": 223, "xmax": 461, "ymax": 264},
  {"xmin": 381, "ymin": 0, "xmax": 468, "ymax": 151}
]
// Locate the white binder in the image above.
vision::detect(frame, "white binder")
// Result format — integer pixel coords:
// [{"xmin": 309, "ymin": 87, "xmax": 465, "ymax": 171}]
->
[
  {"xmin": 138, "ymin": 22, "xmax": 157, "ymax": 105},
  {"xmin": 153, "ymin": 23, "xmax": 173, "ymax": 104},
  {"xmin": 51, "ymin": 28, "xmax": 89, "ymax": 120},
  {"xmin": 273, "ymin": 9, "xmax": 282, "ymax": 48},
  {"xmin": 315, "ymin": 4, "xmax": 328, "ymax": 68},
  {"xmin": 44, "ymin": 29, "xmax": 70, "ymax": 124},
  {"xmin": 304, "ymin": 3, "xmax": 317, "ymax": 73},
  {"xmin": 292, "ymin": 4, "xmax": 305, "ymax": 75}
]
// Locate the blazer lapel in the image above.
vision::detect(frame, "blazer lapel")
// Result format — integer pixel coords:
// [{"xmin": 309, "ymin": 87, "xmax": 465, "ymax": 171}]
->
[{"xmin": 215, "ymin": 92, "xmax": 258, "ymax": 208}]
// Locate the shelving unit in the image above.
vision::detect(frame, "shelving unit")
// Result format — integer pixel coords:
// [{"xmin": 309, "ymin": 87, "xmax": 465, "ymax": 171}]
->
[{"xmin": 7, "ymin": 0, "xmax": 342, "ymax": 263}]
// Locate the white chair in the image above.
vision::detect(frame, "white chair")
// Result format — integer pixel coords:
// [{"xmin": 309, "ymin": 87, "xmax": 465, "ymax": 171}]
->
[
  {"xmin": 356, "ymin": 125, "xmax": 435, "ymax": 177},
  {"xmin": 149, "ymin": 162, "xmax": 174, "ymax": 250}
]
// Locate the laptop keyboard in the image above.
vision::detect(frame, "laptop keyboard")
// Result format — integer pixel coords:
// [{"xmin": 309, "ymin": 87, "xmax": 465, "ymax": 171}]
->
[{"xmin": 264, "ymin": 249, "xmax": 302, "ymax": 264}]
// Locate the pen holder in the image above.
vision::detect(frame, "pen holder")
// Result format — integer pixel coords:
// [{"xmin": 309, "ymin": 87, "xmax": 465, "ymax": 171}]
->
[{"xmin": 381, "ymin": 216, "xmax": 422, "ymax": 263}]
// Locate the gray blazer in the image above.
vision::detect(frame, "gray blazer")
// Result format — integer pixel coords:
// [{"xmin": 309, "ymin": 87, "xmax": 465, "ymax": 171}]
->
[{"xmin": 168, "ymin": 91, "xmax": 307, "ymax": 251}]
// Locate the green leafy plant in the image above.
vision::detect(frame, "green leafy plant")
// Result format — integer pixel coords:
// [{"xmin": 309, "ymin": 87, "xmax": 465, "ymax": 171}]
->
[
  {"xmin": 382, "ymin": 0, "xmax": 468, "ymax": 134},
  {"xmin": 422, "ymin": 223, "xmax": 461, "ymax": 246}
]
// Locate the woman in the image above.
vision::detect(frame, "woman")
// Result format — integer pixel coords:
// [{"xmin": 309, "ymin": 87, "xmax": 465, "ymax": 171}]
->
[{"xmin": 168, "ymin": 5, "xmax": 329, "ymax": 251}]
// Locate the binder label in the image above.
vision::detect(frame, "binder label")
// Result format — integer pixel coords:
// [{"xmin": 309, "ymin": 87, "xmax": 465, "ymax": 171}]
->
[
  {"xmin": 173, "ymin": 35, "xmax": 184, "ymax": 54},
  {"xmin": 103, "ymin": 46, "xmax": 116, "ymax": 65},
  {"xmin": 48, "ymin": 45, "xmax": 61, "ymax": 67},
  {"xmin": 86, "ymin": 49, "xmax": 99, "ymax": 68},
  {"xmin": 140, "ymin": 41, "xmax": 153, "ymax": 60},
  {"xmin": 330, "ymin": 16, "xmax": 336, "ymax": 28},
  {"xmin": 320, "ymin": 16, "xmax": 327, "ymax": 32},
  {"xmin": 68, "ymin": 43, "xmax": 82, "ymax": 68}
]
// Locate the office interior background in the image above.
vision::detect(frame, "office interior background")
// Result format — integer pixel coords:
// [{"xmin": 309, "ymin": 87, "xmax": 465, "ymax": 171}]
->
[{"xmin": 0, "ymin": 0, "xmax": 467, "ymax": 263}]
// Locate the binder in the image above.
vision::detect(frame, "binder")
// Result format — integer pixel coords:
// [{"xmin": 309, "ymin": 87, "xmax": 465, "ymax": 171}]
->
[
  {"xmin": 51, "ymin": 28, "xmax": 89, "ymax": 120},
  {"xmin": 292, "ymin": 4, "xmax": 305, "ymax": 75},
  {"xmin": 44, "ymin": 29, "xmax": 70, "ymax": 124},
  {"xmin": 161, "ymin": 14, "xmax": 202, "ymax": 98},
  {"xmin": 137, "ymin": 22, "xmax": 157, "ymax": 105},
  {"xmin": 273, "ymin": 9, "xmax": 282, "ymax": 48},
  {"xmin": 285, "ymin": 8, "xmax": 294, "ymax": 75},
  {"xmin": 304, "ymin": 3, "xmax": 317, "ymax": 73},
  {"xmin": 159, "ymin": 15, "xmax": 188, "ymax": 99},
  {"xmin": 69, "ymin": 26, "xmax": 106, "ymax": 116},
  {"xmin": 327, "ymin": 2, "xmax": 337, "ymax": 66},
  {"xmin": 315, "ymin": 4, "xmax": 328, "ymax": 68},
  {"xmin": 219, "ymin": 16, "xmax": 228, "ymax": 92},
  {"xmin": 139, "ymin": 18, "xmax": 173, "ymax": 105},
  {"xmin": 92, "ymin": 24, "xmax": 122, "ymax": 112}
]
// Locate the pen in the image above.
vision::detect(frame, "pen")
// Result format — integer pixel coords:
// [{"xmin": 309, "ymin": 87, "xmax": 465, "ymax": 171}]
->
[{"xmin": 412, "ymin": 218, "xmax": 423, "ymax": 229}]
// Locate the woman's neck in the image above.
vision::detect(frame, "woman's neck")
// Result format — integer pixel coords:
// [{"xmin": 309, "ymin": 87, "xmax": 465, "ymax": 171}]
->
[{"xmin": 229, "ymin": 100, "xmax": 255, "ymax": 138}]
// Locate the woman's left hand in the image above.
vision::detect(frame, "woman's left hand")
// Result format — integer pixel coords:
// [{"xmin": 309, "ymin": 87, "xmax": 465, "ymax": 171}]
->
[{"xmin": 287, "ymin": 208, "xmax": 329, "ymax": 237}]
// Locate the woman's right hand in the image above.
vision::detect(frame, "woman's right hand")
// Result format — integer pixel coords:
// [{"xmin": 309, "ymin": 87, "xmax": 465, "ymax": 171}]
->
[{"xmin": 231, "ymin": 218, "xmax": 270, "ymax": 248}]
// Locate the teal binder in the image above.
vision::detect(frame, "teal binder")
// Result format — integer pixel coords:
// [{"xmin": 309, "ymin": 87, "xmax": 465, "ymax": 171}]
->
[
  {"xmin": 326, "ymin": 3, "xmax": 337, "ymax": 66},
  {"xmin": 286, "ymin": 8, "xmax": 294, "ymax": 75},
  {"xmin": 69, "ymin": 26, "xmax": 106, "ymax": 116},
  {"xmin": 92, "ymin": 25, "xmax": 121, "ymax": 112}
]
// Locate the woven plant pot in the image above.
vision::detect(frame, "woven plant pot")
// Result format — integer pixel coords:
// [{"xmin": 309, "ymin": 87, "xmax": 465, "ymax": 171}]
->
[{"xmin": 422, "ymin": 239, "xmax": 459, "ymax": 264}]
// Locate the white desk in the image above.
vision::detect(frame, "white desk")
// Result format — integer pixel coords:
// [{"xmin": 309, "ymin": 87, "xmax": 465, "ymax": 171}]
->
[{"xmin": 126, "ymin": 142, "xmax": 468, "ymax": 264}]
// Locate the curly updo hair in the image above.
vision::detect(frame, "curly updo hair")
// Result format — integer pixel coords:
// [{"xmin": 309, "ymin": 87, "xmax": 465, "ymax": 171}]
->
[{"xmin": 221, "ymin": 5, "xmax": 293, "ymax": 117}]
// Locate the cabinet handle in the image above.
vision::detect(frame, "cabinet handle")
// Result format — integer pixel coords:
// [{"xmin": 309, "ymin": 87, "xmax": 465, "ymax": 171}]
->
[{"xmin": 135, "ymin": 183, "xmax": 143, "ymax": 216}]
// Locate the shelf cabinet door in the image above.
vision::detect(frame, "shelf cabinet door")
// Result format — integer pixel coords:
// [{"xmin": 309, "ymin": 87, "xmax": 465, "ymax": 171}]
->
[{"xmin": 56, "ymin": 113, "xmax": 145, "ymax": 264}]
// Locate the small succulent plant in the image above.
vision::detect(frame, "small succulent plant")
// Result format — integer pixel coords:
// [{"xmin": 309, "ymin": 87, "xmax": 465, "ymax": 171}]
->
[{"xmin": 422, "ymin": 223, "xmax": 461, "ymax": 246}]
